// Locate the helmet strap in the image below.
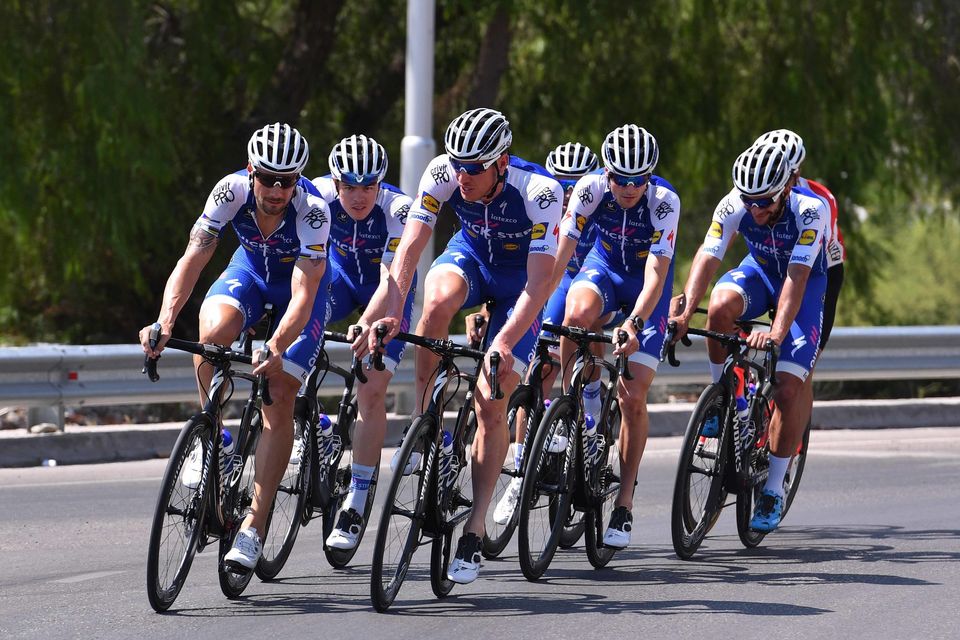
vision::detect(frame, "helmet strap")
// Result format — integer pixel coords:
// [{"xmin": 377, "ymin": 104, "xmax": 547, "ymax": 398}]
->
[{"xmin": 480, "ymin": 162, "xmax": 506, "ymax": 202}]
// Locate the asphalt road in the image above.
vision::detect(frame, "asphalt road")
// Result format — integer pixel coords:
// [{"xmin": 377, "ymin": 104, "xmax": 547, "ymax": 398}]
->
[{"xmin": 1, "ymin": 428, "xmax": 958, "ymax": 640}]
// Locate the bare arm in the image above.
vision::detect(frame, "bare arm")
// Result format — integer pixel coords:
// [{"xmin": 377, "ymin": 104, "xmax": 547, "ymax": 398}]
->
[
  {"xmin": 548, "ymin": 233, "xmax": 578, "ymax": 291},
  {"xmin": 764, "ymin": 263, "xmax": 811, "ymax": 345},
  {"xmin": 140, "ymin": 227, "xmax": 219, "ymax": 355},
  {"xmin": 670, "ymin": 250, "xmax": 723, "ymax": 339},
  {"xmin": 487, "ymin": 252, "xmax": 555, "ymax": 370}
]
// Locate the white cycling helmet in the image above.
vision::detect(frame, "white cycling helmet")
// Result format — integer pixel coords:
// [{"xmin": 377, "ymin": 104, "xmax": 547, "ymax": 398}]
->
[
  {"xmin": 601, "ymin": 124, "xmax": 659, "ymax": 176},
  {"xmin": 755, "ymin": 129, "xmax": 806, "ymax": 172},
  {"xmin": 546, "ymin": 142, "xmax": 599, "ymax": 177},
  {"xmin": 444, "ymin": 108, "xmax": 513, "ymax": 163},
  {"xmin": 732, "ymin": 142, "xmax": 791, "ymax": 197},
  {"xmin": 328, "ymin": 134, "xmax": 388, "ymax": 185},
  {"xmin": 247, "ymin": 122, "xmax": 309, "ymax": 174}
]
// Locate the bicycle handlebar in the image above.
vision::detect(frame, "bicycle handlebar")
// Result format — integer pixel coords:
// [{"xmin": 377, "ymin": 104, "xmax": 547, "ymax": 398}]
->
[
  {"xmin": 488, "ymin": 351, "xmax": 504, "ymax": 401},
  {"xmin": 371, "ymin": 324, "xmax": 387, "ymax": 372},
  {"xmin": 614, "ymin": 330, "xmax": 633, "ymax": 381}
]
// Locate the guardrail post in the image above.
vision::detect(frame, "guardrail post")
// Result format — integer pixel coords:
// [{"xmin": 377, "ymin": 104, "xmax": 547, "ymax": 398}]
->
[{"xmin": 27, "ymin": 405, "xmax": 64, "ymax": 432}]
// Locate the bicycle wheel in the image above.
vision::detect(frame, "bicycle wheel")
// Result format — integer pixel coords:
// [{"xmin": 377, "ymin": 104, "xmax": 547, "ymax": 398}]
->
[
  {"xmin": 256, "ymin": 412, "xmax": 311, "ymax": 581},
  {"xmin": 483, "ymin": 389, "xmax": 530, "ymax": 558},
  {"xmin": 146, "ymin": 416, "xmax": 213, "ymax": 612},
  {"xmin": 736, "ymin": 396, "xmax": 773, "ymax": 548},
  {"xmin": 584, "ymin": 398, "xmax": 623, "ymax": 568},
  {"xmin": 431, "ymin": 408, "xmax": 477, "ymax": 598},
  {"xmin": 517, "ymin": 395, "xmax": 575, "ymax": 581},
  {"xmin": 370, "ymin": 414, "xmax": 435, "ymax": 612},
  {"xmin": 671, "ymin": 383, "xmax": 729, "ymax": 560},
  {"xmin": 218, "ymin": 413, "xmax": 260, "ymax": 598},
  {"xmin": 324, "ymin": 447, "xmax": 379, "ymax": 569}
]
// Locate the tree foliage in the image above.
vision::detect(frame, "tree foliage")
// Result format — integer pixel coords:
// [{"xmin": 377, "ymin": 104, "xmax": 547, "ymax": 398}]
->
[{"xmin": 0, "ymin": 0, "xmax": 957, "ymax": 342}]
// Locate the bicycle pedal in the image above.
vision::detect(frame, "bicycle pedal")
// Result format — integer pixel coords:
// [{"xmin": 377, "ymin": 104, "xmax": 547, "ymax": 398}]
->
[{"xmin": 223, "ymin": 559, "xmax": 253, "ymax": 575}]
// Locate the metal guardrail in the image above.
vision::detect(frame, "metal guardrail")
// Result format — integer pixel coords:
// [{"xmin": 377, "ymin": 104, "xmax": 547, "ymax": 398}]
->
[{"xmin": 2, "ymin": 326, "xmax": 959, "ymax": 429}]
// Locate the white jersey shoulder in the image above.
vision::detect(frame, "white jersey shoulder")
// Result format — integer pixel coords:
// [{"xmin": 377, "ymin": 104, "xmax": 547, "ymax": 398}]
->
[
  {"xmin": 409, "ymin": 154, "xmax": 459, "ymax": 229},
  {"xmin": 197, "ymin": 173, "xmax": 252, "ymax": 235}
]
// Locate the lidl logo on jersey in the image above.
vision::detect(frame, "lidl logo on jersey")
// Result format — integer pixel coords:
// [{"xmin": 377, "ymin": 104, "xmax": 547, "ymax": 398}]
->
[
  {"xmin": 650, "ymin": 230, "xmax": 662, "ymax": 244},
  {"xmin": 421, "ymin": 192, "xmax": 441, "ymax": 215},
  {"xmin": 635, "ymin": 250, "xmax": 649, "ymax": 258},
  {"xmin": 387, "ymin": 237, "xmax": 401, "ymax": 252},
  {"xmin": 708, "ymin": 221, "xmax": 723, "ymax": 238},
  {"xmin": 576, "ymin": 215, "xmax": 587, "ymax": 231},
  {"xmin": 531, "ymin": 223, "xmax": 547, "ymax": 239},
  {"xmin": 798, "ymin": 229, "xmax": 818, "ymax": 245}
]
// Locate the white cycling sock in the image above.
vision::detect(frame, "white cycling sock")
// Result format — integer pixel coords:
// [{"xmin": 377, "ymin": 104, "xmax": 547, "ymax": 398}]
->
[
  {"xmin": 513, "ymin": 442, "xmax": 524, "ymax": 470},
  {"xmin": 709, "ymin": 361, "xmax": 724, "ymax": 383},
  {"xmin": 763, "ymin": 455, "xmax": 790, "ymax": 498},
  {"xmin": 342, "ymin": 463, "xmax": 376, "ymax": 517},
  {"xmin": 583, "ymin": 380, "xmax": 602, "ymax": 418}
]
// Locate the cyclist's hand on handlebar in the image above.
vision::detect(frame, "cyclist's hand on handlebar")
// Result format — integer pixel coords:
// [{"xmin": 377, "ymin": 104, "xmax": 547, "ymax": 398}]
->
[
  {"xmin": 466, "ymin": 312, "xmax": 488, "ymax": 345},
  {"xmin": 666, "ymin": 312, "xmax": 691, "ymax": 343},
  {"xmin": 139, "ymin": 322, "xmax": 170, "ymax": 358},
  {"xmin": 745, "ymin": 329, "xmax": 782, "ymax": 351},
  {"xmin": 612, "ymin": 322, "xmax": 639, "ymax": 357},
  {"xmin": 347, "ymin": 321, "xmax": 370, "ymax": 356},
  {"xmin": 252, "ymin": 343, "xmax": 283, "ymax": 377},
  {"xmin": 487, "ymin": 338, "xmax": 514, "ymax": 383},
  {"xmin": 366, "ymin": 317, "xmax": 399, "ymax": 356}
]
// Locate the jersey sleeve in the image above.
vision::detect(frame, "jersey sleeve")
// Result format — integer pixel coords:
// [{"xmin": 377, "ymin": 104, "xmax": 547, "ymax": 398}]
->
[
  {"xmin": 701, "ymin": 189, "xmax": 746, "ymax": 261},
  {"xmin": 195, "ymin": 173, "xmax": 248, "ymax": 238},
  {"xmin": 381, "ymin": 191, "xmax": 412, "ymax": 267},
  {"xmin": 309, "ymin": 175, "xmax": 339, "ymax": 205},
  {"xmin": 806, "ymin": 179, "xmax": 844, "ymax": 267},
  {"xmin": 408, "ymin": 155, "xmax": 459, "ymax": 230},
  {"xmin": 649, "ymin": 186, "xmax": 681, "ymax": 261},
  {"xmin": 294, "ymin": 192, "xmax": 331, "ymax": 261},
  {"xmin": 559, "ymin": 174, "xmax": 604, "ymax": 242},
  {"xmin": 789, "ymin": 195, "xmax": 827, "ymax": 269},
  {"xmin": 525, "ymin": 174, "xmax": 564, "ymax": 258}
]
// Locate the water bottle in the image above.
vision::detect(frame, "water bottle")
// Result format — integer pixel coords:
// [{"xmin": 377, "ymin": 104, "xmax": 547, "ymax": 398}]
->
[
  {"xmin": 220, "ymin": 428, "xmax": 235, "ymax": 482},
  {"xmin": 584, "ymin": 414, "xmax": 601, "ymax": 465},
  {"xmin": 316, "ymin": 413, "xmax": 337, "ymax": 460},
  {"xmin": 439, "ymin": 430, "xmax": 459, "ymax": 488}
]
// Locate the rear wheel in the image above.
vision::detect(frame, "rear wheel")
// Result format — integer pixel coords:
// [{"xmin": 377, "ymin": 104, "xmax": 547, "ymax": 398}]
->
[
  {"xmin": 218, "ymin": 415, "xmax": 260, "ymax": 598},
  {"xmin": 584, "ymin": 399, "xmax": 623, "ymax": 568},
  {"xmin": 517, "ymin": 395, "xmax": 575, "ymax": 581},
  {"xmin": 431, "ymin": 408, "xmax": 477, "ymax": 598},
  {"xmin": 370, "ymin": 414, "xmax": 435, "ymax": 612},
  {"xmin": 736, "ymin": 396, "xmax": 773, "ymax": 548},
  {"xmin": 146, "ymin": 416, "xmax": 212, "ymax": 612},
  {"xmin": 256, "ymin": 412, "xmax": 311, "ymax": 580},
  {"xmin": 671, "ymin": 384, "xmax": 729, "ymax": 560},
  {"xmin": 483, "ymin": 389, "xmax": 533, "ymax": 558},
  {"xmin": 782, "ymin": 419, "xmax": 811, "ymax": 518}
]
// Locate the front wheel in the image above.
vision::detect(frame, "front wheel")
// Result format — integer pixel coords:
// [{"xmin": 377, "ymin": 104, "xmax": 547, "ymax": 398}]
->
[
  {"xmin": 370, "ymin": 414, "xmax": 435, "ymax": 612},
  {"xmin": 671, "ymin": 383, "xmax": 729, "ymax": 560},
  {"xmin": 517, "ymin": 395, "xmax": 575, "ymax": 581},
  {"xmin": 146, "ymin": 416, "xmax": 213, "ymax": 612},
  {"xmin": 584, "ymin": 399, "xmax": 623, "ymax": 569},
  {"xmin": 218, "ymin": 412, "xmax": 260, "ymax": 598}
]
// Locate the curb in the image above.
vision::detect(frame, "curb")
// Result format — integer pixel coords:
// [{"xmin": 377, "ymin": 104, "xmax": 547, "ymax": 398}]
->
[{"xmin": 1, "ymin": 398, "xmax": 957, "ymax": 468}]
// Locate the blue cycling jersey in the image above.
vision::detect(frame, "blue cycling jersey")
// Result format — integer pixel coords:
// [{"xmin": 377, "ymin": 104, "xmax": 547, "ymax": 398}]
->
[
  {"xmin": 560, "ymin": 173, "xmax": 681, "ymax": 274},
  {"xmin": 409, "ymin": 155, "xmax": 563, "ymax": 268},
  {"xmin": 310, "ymin": 176, "xmax": 411, "ymax": 286},
  {"xmin": 195, "ymin": 170, "xmax": 330, "ymax": 284},
  {"xmin": 702, "ymin": 186, "xmax": 828, "ymax": 282},
  {"xmin": 566, "ymin": 218, "xmax": 598, "ymax": 275}
]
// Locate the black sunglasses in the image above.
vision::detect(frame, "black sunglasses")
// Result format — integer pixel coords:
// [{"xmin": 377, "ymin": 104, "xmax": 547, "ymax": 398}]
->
[{"xmin": 254, "ymin": 171, "xmax": 299, "ymax": 189}]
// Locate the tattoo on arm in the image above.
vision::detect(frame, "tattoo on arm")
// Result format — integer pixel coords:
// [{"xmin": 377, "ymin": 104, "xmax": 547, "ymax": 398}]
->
[{"xmin": 187, "ymin": 226, "xmax": 219, "ymax": 253}]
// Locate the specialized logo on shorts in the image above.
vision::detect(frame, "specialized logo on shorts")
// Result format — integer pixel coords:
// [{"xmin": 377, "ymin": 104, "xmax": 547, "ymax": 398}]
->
[
  {"xmin": 531, "ymin": 223, "xmax": 547, "ymax": 239},
  {"xmin": 791, "ymin": 335, "xmax": 807, "ymax": 357},
  {"xmin": 798, "ymin": 229, "xmax": 818, "ymax": 245},
  {"xmin": 708, "ymin": 221, "xmax": 723, "ymax": 238},
  {"xmin": 421, "ymin": 192, "xmax": 441, "ymax": 215},
  {"xmin": 387, "ymin": 237, "xmax": 401, "ymax": 251},
  {"xmin": 576, "ymin": 215, "xmax": 587, "ymax": 231}
]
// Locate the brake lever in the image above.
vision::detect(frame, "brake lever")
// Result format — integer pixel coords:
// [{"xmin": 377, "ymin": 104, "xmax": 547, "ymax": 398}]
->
[
  {"xmin": 351, "ymin": 325, "xmax": 368, "ymax": 384},
  {"xmin": 616, "ymin": 329, "xmax": 634, "ymax": 380},
  {"xmin": 370, "ymin": 324, "xmax": 387, "ymax": 372},
  {"xmin": 488, "ymin": 351, "xmax": 504, "ymax": 400},
  {"xmin": 142, "ymin": 322, "xmax": 161, "ymax": 382}
]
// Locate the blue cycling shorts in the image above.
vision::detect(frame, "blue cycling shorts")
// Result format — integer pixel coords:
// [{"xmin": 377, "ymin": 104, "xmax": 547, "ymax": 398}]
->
[
  {"xmin": 714, "ymin": 255, "xmax": 827, "ymax": 381},
  {"xmin": 568, "ymin": 252, "xmax": 674, "ymax": 372},
  {"xmin": 203, "ymin": 260, "xmax": 330, "ymax": 386},
  {"xmin": 326, "ymin": 266, "xmax": 417, "ymax": 374}
]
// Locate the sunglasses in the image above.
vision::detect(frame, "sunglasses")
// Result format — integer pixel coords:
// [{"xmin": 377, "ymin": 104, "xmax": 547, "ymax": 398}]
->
[
  {"xmin": 740, "ymin": 188, "xmax": 783, "ymax": 209},
  {"xmin": 254, "ymin": 171, "xmax": 299, "ymax": 189},
  {"xmin": 450, "ymin": 157, "xmax": 498, "ymax": 176},
  {"xmin": 340, "ymin": 171, "xmax": 381, "ymax": 187},
  {"xmin": 609, "ymin": 173, "xmax": 649, "ymax": 188}
]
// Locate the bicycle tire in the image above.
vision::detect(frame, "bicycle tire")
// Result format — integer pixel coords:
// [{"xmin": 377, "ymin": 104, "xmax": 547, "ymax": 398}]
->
[
  {"xmin": 483, "ymin": 389, "xmax": 530, "ymax": 558},
  {"xmin": 782, "ymin": 419, "xmax": 811, "ymax": 518},
  {"xmin": 218, "ymin": 410, "xmax": 261, "ymax": 598},
  {"xmin": 370, "ymin": 414, "xmax": 435, "ymax": 612},
  {"xmin": 671, "ymin": 383, "xmax": 729, "ymax": 560},
  {"xmin": 256, "ymin": 413, "xmax": 312, "ymax": 580},
  {"xmin": 146, "ymin": 416, "xmax": 213, "ymax": 612},
  {"xmin": 584, "ymin": 399, "xmax": 623, "ymax": 568},
  {"xmin": 736, "ymin": 395, "xmax": 773, "ymax": 548},
  {"xmin": 517, "ymin": 395, "xmax": 575, "ymax": 581}
]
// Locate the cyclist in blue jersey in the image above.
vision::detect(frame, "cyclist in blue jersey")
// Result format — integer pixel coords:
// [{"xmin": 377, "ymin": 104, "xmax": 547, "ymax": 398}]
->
[
  {"xmin": 139, "ymin": 123, "xmax": 331, "ymax": 570},
  {"xmin": 669, "ymin": 141, "xmax": 828, "ymax": 533},
  {"xmin": 491, "ymin": 141, "xmax": 600, "ymax": 525},
  {"xmin": 355, "ymin": 108, "xmax": 563, "ymax": 584},
  {"xmin": 309, "ymin": 134, "xmax": 415, "ymax": 550},
  {"xmin": 555, "ymin": 124, "xmax": 681, "ymax": 549}
]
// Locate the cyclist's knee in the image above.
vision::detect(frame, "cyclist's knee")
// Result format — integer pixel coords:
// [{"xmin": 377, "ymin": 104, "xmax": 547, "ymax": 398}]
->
[
  {"xmin": 198, "ymin": 306, "xmax": 243, "ymax": 344},
  {"xmin": 706, "ymin": 290, "xmax": 742, "ymax": 330},
  {"xmin": 564, "ymin": 294, "xmax": 601, "ymax": 328},
  {"xmin": 774, "ymin": 373, "xmax": 804, "ymax": 406}
]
